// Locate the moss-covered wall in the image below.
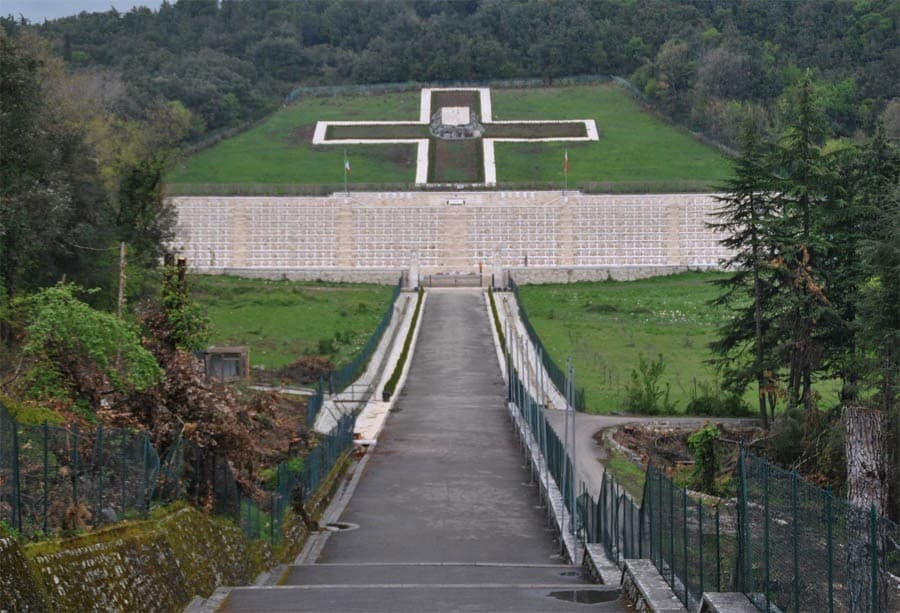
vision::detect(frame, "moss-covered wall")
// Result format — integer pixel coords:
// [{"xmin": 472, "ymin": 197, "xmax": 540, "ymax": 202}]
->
[
  {"xmin": 0, "ymin": 528, "xmax": 49, "ymax": 612},
  {"xmin": 1, "ymin": 505, "xmax": 273, "ymax": 613},
  {"xmin": 1, "ymin": 450, "xmax": 355, "ymax": 612}
]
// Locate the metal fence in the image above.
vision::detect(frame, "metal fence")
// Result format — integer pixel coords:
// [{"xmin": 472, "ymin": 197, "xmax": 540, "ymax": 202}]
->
[
  {"xmin": 505, "ymin": 338, "xmax": 898, "ymax": 612},
  {"xmin": 508, "ymin": 276, "xmax": 585, "ymax": 411},
  {"xmin": 641, "ymin": 465, "xmax": 738, "ymax": 612},
  {"xmin": 737, "ymin": 449, "xmax": 899, "ymax": 613},
  {"xmin": 156, "ymin": 412, "xmax": 356, "ymax": 546},
  {"xmin": 303, "ymin": 277, "xmax": 403, "ymax": 428},
  {"xmin": 0, "ymin": 404, "xmax": 159, "ymax": 537}
]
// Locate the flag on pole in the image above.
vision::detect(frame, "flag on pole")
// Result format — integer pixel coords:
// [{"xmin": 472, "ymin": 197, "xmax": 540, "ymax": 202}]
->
[
  {"xmin": 344, "ymin": 151, "xmax": 351, "ymax": 175},
  {"xmin": 564, "ymin": 150, "xmax": 569, "ymax": 175}
]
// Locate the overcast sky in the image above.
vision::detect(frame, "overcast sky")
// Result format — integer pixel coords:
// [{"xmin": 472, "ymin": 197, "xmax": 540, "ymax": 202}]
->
[{"xmin": 1, "ymin": 0, "xmax": 164, "ymax": 22}]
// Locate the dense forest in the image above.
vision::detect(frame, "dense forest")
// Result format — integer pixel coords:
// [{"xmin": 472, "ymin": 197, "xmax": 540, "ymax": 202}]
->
[{"xmin": 2, "ymin": 0, "xmax": 898, "ymax": 149}]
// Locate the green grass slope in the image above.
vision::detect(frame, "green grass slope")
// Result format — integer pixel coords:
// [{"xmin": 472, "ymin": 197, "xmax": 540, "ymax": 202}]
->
[
  {"xmin": 191, "ymin": 275, "xmax": 395, "ymax": 370},
  {"xmin": 516, "ymin": 272, "xmax": 837, "ymax": 414},
  {"xmin": 491, "ymin": 85, "xmax": 731, "ymax": 189},
  {"xmin": 167, "ymin": 93, "xmax": 421, "ymax": 185},
  {"xmin": 167, "ymin": 84, "xmax": 730, "ymax": 190}
]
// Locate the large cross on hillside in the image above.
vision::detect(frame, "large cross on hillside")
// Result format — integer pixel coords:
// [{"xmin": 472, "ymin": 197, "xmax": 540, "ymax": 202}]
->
[{"xmin": 312, "ymin": 87, "xmax": 599, "ymax": 186}]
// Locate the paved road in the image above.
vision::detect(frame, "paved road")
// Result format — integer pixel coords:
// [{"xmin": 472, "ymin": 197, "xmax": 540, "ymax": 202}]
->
[
  {"xmin": 221, "ymin": 290, "xmax": 622, "ymax": 612},
  {"xmin": 544, "ymin": 411, "xmax": 760, "ymax": 496}
]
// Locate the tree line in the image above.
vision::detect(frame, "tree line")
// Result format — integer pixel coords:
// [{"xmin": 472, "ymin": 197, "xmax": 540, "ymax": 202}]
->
[
  {"xmin": 2, "ymin": 0, "xmax": 897, "ymax": 149},
  {"xmin": 713, "ymin": 76, "xmax": 898, "ymax": 517}
]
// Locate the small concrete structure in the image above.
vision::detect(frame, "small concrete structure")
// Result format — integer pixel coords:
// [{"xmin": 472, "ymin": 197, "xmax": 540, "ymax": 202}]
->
[{"xmin": 201, "ymin": 346, "xmax": 250, "ymax": 382}]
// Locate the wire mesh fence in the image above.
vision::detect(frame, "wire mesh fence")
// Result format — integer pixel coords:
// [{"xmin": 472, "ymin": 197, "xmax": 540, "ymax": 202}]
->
[
  {"xmin": 641, "ymin": 464, "xmax": 739, "ymax": 611},
  {"xmin": 580, "ymin": 473, "xmax": 644, "ymax": 568},
  {"xmin": 508, "ymin": 276, "xmax": 585, "ymax": 411},
  {"xmin": 0, "ymin": 404, "xmax": 159, "ymax": 537},
  {"xmin": 737, "ymin": 448, "xmax": 899, "ymax": 613}
]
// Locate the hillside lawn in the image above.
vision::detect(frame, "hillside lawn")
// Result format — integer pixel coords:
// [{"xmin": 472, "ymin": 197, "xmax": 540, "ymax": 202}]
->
[
  {"xmin": 190, "ymin": 275, "xmax": 396, "ymax": 370},
  {"xmin": 516, "ymin": 272, "xmax": 839, "ymax": 415},
  {"xmin": 166, "ymin": 84, "xmax": 731, "ymax": 189}
]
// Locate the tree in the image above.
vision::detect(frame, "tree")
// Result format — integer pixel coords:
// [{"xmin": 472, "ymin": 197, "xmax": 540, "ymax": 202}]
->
[
  {"xmin": 710, "ymin": 122, "xmax": 780, "ymax": 427},
  {"xmin": 771, "ymin": 76, "xmax": 835, "ymax": 411},
  {"xmin": 10, "ymin": 284, "xmax": 162, "ymax": 409}
]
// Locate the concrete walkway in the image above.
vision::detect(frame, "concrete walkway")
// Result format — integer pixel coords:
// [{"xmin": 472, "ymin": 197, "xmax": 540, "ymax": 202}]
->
[{"xmin": 220, "ymin": 290, "xmax": 622, "ymax": 612}]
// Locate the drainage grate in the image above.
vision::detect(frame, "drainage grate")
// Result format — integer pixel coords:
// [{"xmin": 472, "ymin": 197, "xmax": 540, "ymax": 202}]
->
[{"xmin": 324, "ymin": 522, "xmax": 359, "ymax": 532}]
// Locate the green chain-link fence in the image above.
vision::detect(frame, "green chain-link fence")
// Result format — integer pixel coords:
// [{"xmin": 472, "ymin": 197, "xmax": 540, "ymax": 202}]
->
[
  {"xmin": 508, "ymin": 276, "xmax": 586, "ymax": 411},
  {"xmin": 0, "ymin": 404, "xmax": 159, "ymax": 537},
  {"xmin": 736, "ymin": 448, "xmax": 899, "ymax": 613}
]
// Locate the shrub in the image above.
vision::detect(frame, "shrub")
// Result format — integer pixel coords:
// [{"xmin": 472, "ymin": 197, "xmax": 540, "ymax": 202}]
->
[
  {"xmin": 687, "ymin": 424, "xmax": 722, "ymax": 494},
  {"xmin": 622, "ymin": 353, "xmax": 676, "ymax": 415},
  {"xmin": 685, "ymin": 380, "xmax": 752, "ymax": 417},
  {"xmin": 382, "ymin": 288, "xmax": 424, "ymax": 400}
]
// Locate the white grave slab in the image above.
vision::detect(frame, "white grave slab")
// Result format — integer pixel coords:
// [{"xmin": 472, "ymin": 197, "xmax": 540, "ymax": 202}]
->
[{"xmin": 441, "ymin": 106, "xmax": 470, "ymax": 126}]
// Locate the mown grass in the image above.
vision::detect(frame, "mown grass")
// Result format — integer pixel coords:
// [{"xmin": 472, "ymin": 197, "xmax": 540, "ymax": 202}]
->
[
  {"xmin": 516, "ymin": 272, "xmax": 838, "ymax": 415},
  {"xmin": 190, "ymin": 275, "xmax": 395, "ymax": 370},
  {"xmin": 167, "ymin": 84, "xmax": 730, "ymax": 189},
  {"xmin": 491, "ymin": 85, "xmax": 731, "ymax": 188},
  {"xmin": 166, "ymin": 92, "xmax": 421, "ymax": 185}
]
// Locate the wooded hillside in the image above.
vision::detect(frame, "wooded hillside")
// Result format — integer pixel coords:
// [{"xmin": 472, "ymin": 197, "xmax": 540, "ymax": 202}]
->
[{"xmin": 3, "ymin": 0, "xmax": 897, "ymax": 148}]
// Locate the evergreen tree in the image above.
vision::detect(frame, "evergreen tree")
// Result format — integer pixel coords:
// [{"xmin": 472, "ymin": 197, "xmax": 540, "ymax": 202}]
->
[
  {"xmin": 710, "ymin": 121, "xmax": 779, "ymax": 427},
  {"xmin": 771, "ymin": 76, "xmax": 835, "ymax": 411}
]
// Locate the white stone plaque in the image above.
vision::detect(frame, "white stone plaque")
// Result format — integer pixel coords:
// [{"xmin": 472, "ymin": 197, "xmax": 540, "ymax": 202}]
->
[{"xmin": 441, "ymin": 106, "xmax": 470, "ymax": 126}]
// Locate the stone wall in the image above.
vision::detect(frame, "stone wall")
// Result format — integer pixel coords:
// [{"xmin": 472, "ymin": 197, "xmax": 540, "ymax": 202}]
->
[
  {"xmin": 170, "ymin": 192, "xmax": 733, "ymax": 276},
  {"xmin": 1, "ymin": 505, "xmax": 273, "ymax": 612}
]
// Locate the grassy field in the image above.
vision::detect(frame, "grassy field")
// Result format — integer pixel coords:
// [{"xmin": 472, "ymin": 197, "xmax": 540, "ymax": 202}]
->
[
  {"xmin": 166, "ymin": 92, "xmax": 421, "ymax": 185},
  {"xmin": 491, "ymin": 85, "xmax": 732, "ymax": 187},
  {"xmin": 516, "ymin": 272, "xmax": 838, "ymax": 415},
  {"xmin": 167, "ymin": 84, "xmax": 730, "ymax": 189},
  {"xmin": 190, "ymin": 275, "xmax": 396, "ymax": 370}
]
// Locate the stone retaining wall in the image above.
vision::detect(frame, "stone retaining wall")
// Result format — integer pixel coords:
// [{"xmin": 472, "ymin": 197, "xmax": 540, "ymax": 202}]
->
[{"xmin": 171, "ymin": 192, "xmax": 732, "ymax": 276}]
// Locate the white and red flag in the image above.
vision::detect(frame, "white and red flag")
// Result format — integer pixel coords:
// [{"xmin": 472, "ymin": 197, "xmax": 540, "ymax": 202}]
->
[{"xmin": 564, "ymin": 150, "xmax": 569, "ymax": 175}]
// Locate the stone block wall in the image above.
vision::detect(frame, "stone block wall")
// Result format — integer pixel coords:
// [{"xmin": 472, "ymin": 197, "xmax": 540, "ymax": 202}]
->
[{"xmin": 170, "ymin": 192, "xmax": 733, "ymax": 276}]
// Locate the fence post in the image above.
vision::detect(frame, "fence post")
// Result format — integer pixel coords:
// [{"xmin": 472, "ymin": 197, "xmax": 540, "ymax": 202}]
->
[
  {"xmin": 270, "ymin": 492, "xmax": 275, "ymax": 545},
  {"xmin": 791, "ymin": 470, "xmax": 799, "ymax": 613},
  {"xmin": 669, "ymin": 476, "xmax": 675, "ymax": 587},
  {"xmin": 716, "ymin": 504, "xmax": 721, "ymax": 592},
  {"xmin": 96, "ymin": 426, "xmax": 105, "ymax": 525},
  {"xmin": 683, "ymin": 487, "xmax": 689, "ymax": 605},
  {"xmin": 120, "ymin": 432, "xmax": 127, "ymax": 517},
  {"xmin": 869, "ymin": 505, "xmax": 878, "ymax": 613},
  {"xmin": 140, "ymin": 436, "xmax": 148, "ymax": 515},
  {"xmin": 72, "ymin": 423, "xmax": 80, "ymax": 509},
  {"xmin": 42, "ymin": 421, "xmax": 49, "ymax": 534},
  {"xmin": 825, "ymin": 487, "xmax": 834, "ymax": 613},
  {"xmin": 763, "ymin": 459, "xmax": 770, "ymax": 613},
  {"xmin": 11, "ymin": 423, "xmax": 21, "ymax": 533},
  {"xmin": 699, "ymin": 498, "xmax": 704, "ymax": 600},
  {"xmin": 738, "ymin": 444, "xmax": 751, "ymax": 594}
]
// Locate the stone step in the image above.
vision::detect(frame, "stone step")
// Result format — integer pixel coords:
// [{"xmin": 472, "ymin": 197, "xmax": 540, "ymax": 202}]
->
[
  {"xmin": 219, "ymin": 583, "xmax": 621, "ymax": 612},
  {"xmin": 282, "ymin": 562, "xmax": 594, "ymax": 586}
]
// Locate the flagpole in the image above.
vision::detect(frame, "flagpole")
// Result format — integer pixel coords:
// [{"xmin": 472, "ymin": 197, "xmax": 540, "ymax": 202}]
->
[
  {"xmin": 564, "ymin": 150, "xmax": 568, "ymax": 197},
  {"xmin": 344, "ymin": 148, "xmax": 348, "ymax": 196}
]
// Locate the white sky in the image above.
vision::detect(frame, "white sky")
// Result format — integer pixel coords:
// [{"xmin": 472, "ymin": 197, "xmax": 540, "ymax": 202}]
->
[{"xmin": 1, "ymin": 0, "xmax": 164, "ymax": 22}]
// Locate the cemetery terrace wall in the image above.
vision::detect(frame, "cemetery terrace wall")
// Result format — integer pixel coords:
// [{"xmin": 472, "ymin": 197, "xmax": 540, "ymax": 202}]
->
[{"xmin": 171, "ymin": 192, "xmax": 732, "ymax": 276}]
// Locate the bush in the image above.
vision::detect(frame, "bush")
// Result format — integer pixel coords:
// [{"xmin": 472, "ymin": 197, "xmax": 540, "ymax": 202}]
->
[
  {"xmin": 685, "ymin": 381, "xmax": 752, "ymax": 417},
  {"xmin": 622, "ymin": 353, "xmax": 676, "ymax": 415},
  {"xmin": 382, "ymin": 288, "xmax": 424, "ymax": 400},
  {"xmin": 687, "ymin": 424, "xmax": 722, "ymax": 494}
]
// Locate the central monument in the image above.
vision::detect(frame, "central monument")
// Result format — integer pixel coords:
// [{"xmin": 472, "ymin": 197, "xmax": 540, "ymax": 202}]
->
[{"xmin": 429, "ymin": 106, "xmax": 484, "ymax": 140}]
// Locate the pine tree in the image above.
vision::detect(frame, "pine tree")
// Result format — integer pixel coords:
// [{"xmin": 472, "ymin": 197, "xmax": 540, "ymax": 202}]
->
[
  {"xmin": 771, "ymin": 76, "xmax": 835, "ymax": 411},
  {"xmin": 710, "ymin": 121, "xmax": 779, "ymax": 428}
]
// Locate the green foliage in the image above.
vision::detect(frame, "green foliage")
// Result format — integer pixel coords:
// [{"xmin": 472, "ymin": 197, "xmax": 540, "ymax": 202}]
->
[
  {"xmin": 687, "ymin": 424, "xmax": 722, "ymax": 495},
  {"xmin": 623, "ymin": 353, "xmax": 676, "ymax": 415},
  {"xmin": 515, "ymin": 273, "xmax": 831, "ymax": 414},
  {"xmin": 383, "ymin": 288, "xmax": 424, "ymax": 400},
  {"xmin": 15, "ymin": 284, "xmax": 162, "ymax": 404},
  {"xmin": 160, "ymin": 266, "xmax": 209, "ymax": 352},
  {"xmin": 685, "ymin": 382, "xmax": 752, "ymax": 418},
  {"xmin": 191, "ymin": 275, "xmax": 395, "ymax": 369},
  {"xmin": 487, "ymin": 288, "xmax": 506, "ymax": 350}
]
